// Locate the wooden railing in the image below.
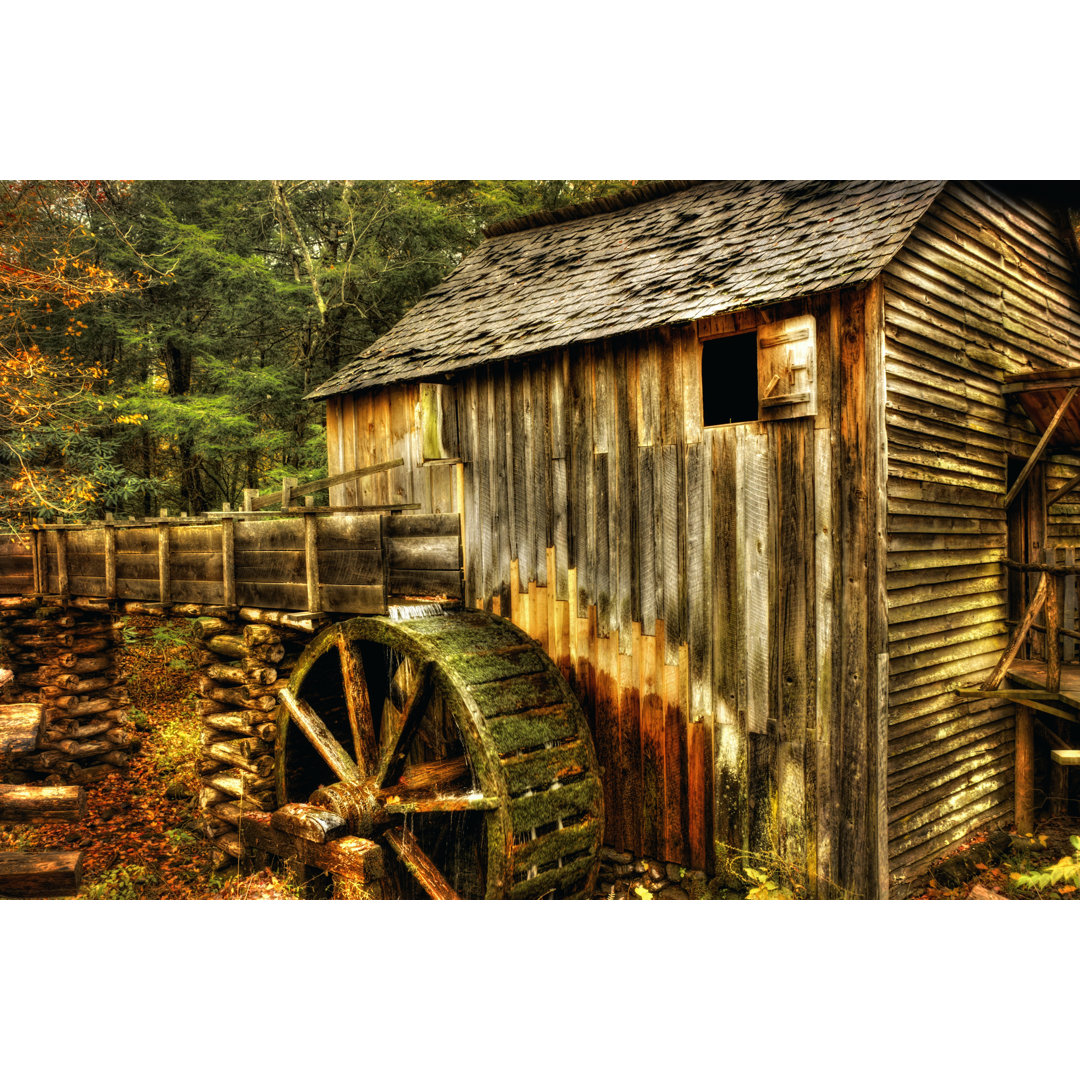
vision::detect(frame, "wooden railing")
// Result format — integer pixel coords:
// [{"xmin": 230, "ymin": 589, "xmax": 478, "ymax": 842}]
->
[
  {"xmin": 0, "ymin": 510, "xmax": 462, "ymax": 616},
  {"xmin": 983, "ymin": 548, "xmax": 1080, "ymax": 693}
]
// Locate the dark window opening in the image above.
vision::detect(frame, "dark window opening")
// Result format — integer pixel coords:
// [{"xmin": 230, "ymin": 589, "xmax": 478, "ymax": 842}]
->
[{"xmin": 702, "ymin": 332, "xmax": 758, "ymax": 426}]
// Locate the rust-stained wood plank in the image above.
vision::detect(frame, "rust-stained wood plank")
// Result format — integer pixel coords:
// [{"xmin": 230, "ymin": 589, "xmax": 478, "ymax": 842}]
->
[
  {"xmin": 640, "ymin": 619, "xmax": 663, "ymax": 857},
  {"xmin": 620, "ymin": 622, "xmax": 642, "ymax": 855},
  {"xmin": 596, "ymin": 630, "xmax": 619, "ymax": 850}
]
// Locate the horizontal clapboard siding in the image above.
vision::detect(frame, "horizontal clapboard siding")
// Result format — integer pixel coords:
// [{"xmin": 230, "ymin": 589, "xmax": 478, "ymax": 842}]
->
[{"xmin": 883, "ymin": 181, "xmax": 1080, "ymax": 892}]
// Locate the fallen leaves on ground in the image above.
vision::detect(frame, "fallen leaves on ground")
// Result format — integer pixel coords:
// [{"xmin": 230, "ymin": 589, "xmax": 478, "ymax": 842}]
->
[{"xmin": 0, "ymin": 615, "xmax": 293, "ymax": 900}]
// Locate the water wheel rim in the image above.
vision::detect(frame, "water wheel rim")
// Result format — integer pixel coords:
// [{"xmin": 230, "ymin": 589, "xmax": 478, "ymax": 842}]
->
[{"xmin": 274, "ymin": 612, "xmax": 602, "ymax": 899}]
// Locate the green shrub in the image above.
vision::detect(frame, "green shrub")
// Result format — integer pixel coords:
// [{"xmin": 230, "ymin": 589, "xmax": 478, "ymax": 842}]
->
[
  {"xmin": 1011, "ymin": 836, "xmax": 1080, "ymax": 895},
  {"xmin": 83, "ymin": 864, "xmax": 159, "ymax": 900}
]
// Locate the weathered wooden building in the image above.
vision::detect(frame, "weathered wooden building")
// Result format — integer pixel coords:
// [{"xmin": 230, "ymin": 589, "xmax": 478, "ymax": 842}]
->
[{"xmin": 309, "ymin": 180, "xmax": 1080, "ymax": 898}]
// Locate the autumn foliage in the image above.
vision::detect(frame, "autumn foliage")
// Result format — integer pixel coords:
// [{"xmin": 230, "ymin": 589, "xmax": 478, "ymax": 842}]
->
[{"xmin": 0, "ymin": 181, "xmax": 130, "ymax": 520}]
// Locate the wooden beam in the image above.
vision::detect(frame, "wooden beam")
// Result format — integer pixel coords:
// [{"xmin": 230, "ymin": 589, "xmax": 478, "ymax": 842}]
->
[
  {"xmin": 248, "ymin": 459, "xmax": 404, "ymax": 510},
  {"xmin": 383, "ymin": 824, "xmax": 459, "ymax": 899},
  {"xmin": 955, "ymin": 687, "xmax": 1060, "ymax": 700},
  {"xmin": 955, "ymin": 688, "xmax": 1075, "ymax": 721},
  {"xmin": 377, "ymin": 661, "xmax": 435, "ymax": 789},
  {"xmin": 1004, "ymin": 385, "xmax": 1078, "ymax": 509},
  {"xmin": 279, "ymin": 688, "xmax": 363, "ymax": 784},
  {"xmin": 269, "ymin": 803, "xmax": 347, "ymax": 844},
  {"xmin": 983, "ymin": 572, "xmax": 1049, "ymax": 690},
  {"xmin": 1050, "ymin": 748, "xmax": 1080, "ymax": 765},
  {"xmin": 237, "ymin": 810, "xmax": 384, "ymax": 882},
  {"xmin": 1047, "ymin": 470, "xmax": 1080, "ymax": 507},
  {"xmin": 1000, "ymin": 557, "xmax": 1077, "ymax": 576}
]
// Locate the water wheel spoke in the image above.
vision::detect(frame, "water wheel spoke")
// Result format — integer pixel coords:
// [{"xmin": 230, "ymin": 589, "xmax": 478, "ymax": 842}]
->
[
  {"xmin": 383, "ymin": 824, "xmax": 460, "ymax": 900},
  {"xmin": 381, "ymin": 792, "xmax": 499, "ymax": 814},
  {"xmin": 279, "ymin": 687, "xmax": 363, "ymax": 784},
  {"xmin": 337, "ymin": 634, "xmax": 378, "ymax": 772},
  {"xmin": 376, "ymin": 659, "xmax": 435, "ymax": 789}
]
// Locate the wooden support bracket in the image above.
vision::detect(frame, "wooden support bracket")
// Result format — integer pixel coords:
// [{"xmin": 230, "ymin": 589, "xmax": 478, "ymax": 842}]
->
[
  {"xmin": 983, "ymin": 572, "xmax": 1049, "ymax": 690},
  {"xmin": 1004, "ymin": 385, "xmax": 1078, "ymax": 509}
]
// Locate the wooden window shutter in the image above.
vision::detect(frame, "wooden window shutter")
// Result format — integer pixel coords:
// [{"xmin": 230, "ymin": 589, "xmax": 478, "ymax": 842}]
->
[
  {"xmin": 757, "ymin": 315, "xmax": 817, "ymax": 419},
  {"xmin": 418, "ymin": 383, "xmax": 459, "ymax": 463}
]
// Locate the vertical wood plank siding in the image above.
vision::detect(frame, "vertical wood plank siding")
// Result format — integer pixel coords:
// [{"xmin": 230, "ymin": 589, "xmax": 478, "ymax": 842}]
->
[
  {"xmin": 882, "ymin": 182, "xmax": 1080, "ymax": 892},
  {"xmin": 328, "ymin": 288, "xmax": 885, "ymax": 895}
]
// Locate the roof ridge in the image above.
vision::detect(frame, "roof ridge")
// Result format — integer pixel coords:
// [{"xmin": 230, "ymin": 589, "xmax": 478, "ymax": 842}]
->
[{"xmin": 481, "ymin": 180, "xmax": 704, "ymax": 239}]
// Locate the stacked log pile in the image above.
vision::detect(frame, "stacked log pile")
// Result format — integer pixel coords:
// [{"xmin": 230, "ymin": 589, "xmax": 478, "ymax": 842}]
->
[
  {"xmin": 0, "ymin": 598, "xmax": 134, "ymax": 783},
  {"xmin": 194, "ymin": 610, "xmax": 312, "ymax": 869}
]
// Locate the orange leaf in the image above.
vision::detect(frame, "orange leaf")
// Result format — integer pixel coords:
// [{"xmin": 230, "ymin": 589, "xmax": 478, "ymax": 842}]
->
[
  {"xmin": 1059, "ymin": 885, "xmax": 1077, "ymax": 895},
  {"xmin": 974, "ymin": 862, "xmax": 988, "ymax": 871}
]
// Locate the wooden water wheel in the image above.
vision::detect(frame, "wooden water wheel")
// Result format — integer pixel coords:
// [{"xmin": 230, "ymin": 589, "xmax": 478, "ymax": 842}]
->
[{"xmin": 264, "ymin": 610, "xmax": 603, "ymax": 899}]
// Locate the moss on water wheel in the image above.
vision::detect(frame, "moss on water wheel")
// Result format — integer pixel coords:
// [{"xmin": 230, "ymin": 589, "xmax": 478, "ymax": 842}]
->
[{"xmin": 273, "ymin": 611, "xmax": 603, "ymax": 899}]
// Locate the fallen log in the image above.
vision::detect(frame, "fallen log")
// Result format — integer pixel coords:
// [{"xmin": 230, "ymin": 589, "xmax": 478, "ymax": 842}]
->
[
  {"xmin": 0, "ymin": 783, "xmax": 85, "ymax": 823},
  {"xmin": 0, "ymin": 850, "xmax": 83, "ymax": 897}
]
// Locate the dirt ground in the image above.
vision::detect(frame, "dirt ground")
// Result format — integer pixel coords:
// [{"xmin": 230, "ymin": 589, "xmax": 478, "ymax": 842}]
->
[{"xmin": 912, "ymin": 817, "xmax": 1080, "ymax": 901}]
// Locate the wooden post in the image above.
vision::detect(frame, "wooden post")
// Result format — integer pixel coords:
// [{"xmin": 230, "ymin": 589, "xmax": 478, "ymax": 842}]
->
[
  {"xmin": 242, "ymin": 488, "xmax": 258, "ymax": 512},
  {"xmin": 104, "ymin": 520, "xmax": 117, "ymax": 600},
  {"xmin": 157, "ymin": 519, "xmax": 171, "ymax": 605},
  {"xmin": 983, "ymin": 572, "xmax": 1049, "ymax": 690},
  {"xmin": 379, "ymin": 514, "xmax": 390, "ymax": 612},
  {"xmin": 1047, "ymin": 559, "xmax": 1062, "ymax": 693},
  {"xmin": 281, "ymin": 476, "xmax": 298, "ymax": 510},
  {"xmin": 1050, "ymin": 723, "xmax": 1069, "ymax": 818},
  {"xmin": 1015, "ymin": 704, "xmax": 1035, "ymax": 833},
  {"xmin": 221, "ymin": 503, "xmax": 236, "ymax": 611},
  {"xmin": 30, "ymin": 523, "xmax": 41, "ymax": 595},
  {"xmin": 55, "ymin": 527, "xmax": 69, "ymax": 598},
  {"xmin": 303, "ymin": 510, "xmax": 320, "ymax": 612}
]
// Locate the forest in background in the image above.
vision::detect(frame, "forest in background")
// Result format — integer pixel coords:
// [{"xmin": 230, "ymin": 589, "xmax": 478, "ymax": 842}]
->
[{"xmin": 0, "ymin": 180, "xmax": 633, "ymax": 525}]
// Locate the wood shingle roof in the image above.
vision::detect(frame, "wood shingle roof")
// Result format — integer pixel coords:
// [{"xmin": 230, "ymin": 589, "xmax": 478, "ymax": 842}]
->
[{"xmin": 308, "ymin": 179, "xmax": 946, "ymax": 398}]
